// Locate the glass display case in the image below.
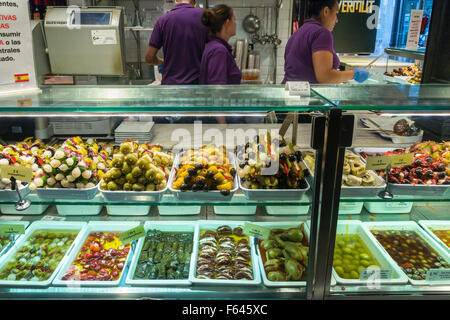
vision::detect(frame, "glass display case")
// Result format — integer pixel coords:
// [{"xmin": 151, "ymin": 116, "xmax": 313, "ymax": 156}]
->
[{"xmin": 0, "ymin": 84, "xmax": 449, "ymax": 300}]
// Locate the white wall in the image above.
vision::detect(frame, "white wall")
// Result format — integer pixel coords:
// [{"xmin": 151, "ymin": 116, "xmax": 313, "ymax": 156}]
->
[{"xmin": 68, "ymin": 0, "xmax": 293, "ymax": 83}]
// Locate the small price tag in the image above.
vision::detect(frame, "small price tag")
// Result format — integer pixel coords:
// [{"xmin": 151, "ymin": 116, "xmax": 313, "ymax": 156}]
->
[
  {"xmin": 0, "ymin": 224, "xmax": 25, "ymax": 235},
  {"xmin": 285, "ymin": 81, "xmax": 310, "ymax": 97},
  {"xmin": 119, "ymin": 225, "xmax": 146, "ymax": 244},
  {"xmin": 390, "ymin": 153, "xmax": 414, "ymax": 167},
  {"xmin": 243, "ymin": 222, "xmax": 270, "ymax": 240},
  {"xmin": 426, "ymin": 268, "xmax": 450, "ymax": 281},
  {"xmin": 365, "ymin": 156, "xmax": 391, "ymax": 170},
  {"xmin": 0, "ymin": 166, "xmax": 33, "ymax": 182},
  {"xmin": 359, "ymin": 268, "xmax": 392, "ymax": 280}
]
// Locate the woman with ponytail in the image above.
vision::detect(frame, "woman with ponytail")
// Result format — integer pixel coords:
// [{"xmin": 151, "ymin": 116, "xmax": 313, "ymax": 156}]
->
[{"xmin": 199, "ymin": 5, "xmax": 241, "ymax": 85}]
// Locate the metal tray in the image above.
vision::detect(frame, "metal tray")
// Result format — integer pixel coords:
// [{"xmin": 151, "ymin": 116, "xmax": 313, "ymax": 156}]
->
[
  {"xmin": 0, "ymin": 221, "xmax": 30, "ymax": 258},
  {"xmin": 53, "ymin": 221, "xmax": 140, "ymax": 287},
  {"xmin": 332, "ymin": 220, "xmax": 408, "ymax": 285},
  {"xmin": 0, "ymin": 186, "xmax": 30, "ymax": 201},
  {"xmin": 418, "ymin": 220, "xmax": 450, "ymax": 253},
  {"xmin": 189, "ymin": 220, "xmax": 261, "ymax": 286},
  {"xmin": 169, "ymin": 153, "xmax": 238, "ymax": 201},
  {"xmin": 363, "ymin": 221, "xmax": 450, "ymax": 286},
  {"xmin": 35, "ymin": 183, "xmax": 99, "ymax": 200},
  {"xmin": 254, "ymin": 221, "xmax": 336, "ymax": 287},
  {"xmin": 354, "ymin": 147, "xmax": 450, "ymax": 197},
  {"xmin": 0, "ymin": 221, "xmax": 87, "ymax": 287},
  {"xmin": 125, "ymin": 221, "xmax": 199, "ymax": 286},
  {"xmin": 239, "ymin": 177, "xmax": 310, "ymax": 201}
]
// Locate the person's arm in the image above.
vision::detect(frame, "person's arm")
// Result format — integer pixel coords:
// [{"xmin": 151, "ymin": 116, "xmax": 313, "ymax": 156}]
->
[
  {"xmin": 145, "ymin": 45, "xmax": 163, "ymax": 66},
  {"xmin": 312, "ymin": 50, "xmax": 354, "ymax": 84}
]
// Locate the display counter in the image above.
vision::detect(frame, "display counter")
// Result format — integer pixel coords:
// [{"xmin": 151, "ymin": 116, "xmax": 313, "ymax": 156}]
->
[{"xmin": 0, "ymin": 84, "xmax": 449, "ymax": 300}]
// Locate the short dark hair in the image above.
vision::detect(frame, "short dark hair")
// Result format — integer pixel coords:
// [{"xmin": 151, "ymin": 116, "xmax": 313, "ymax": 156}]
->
[
  {"xmin": 308, "ymin": 0, "xmax": 339, "ymax": 17},
  {"xmin": 201, "ymin": 4, "xmax": 233, "ymax": 34}
]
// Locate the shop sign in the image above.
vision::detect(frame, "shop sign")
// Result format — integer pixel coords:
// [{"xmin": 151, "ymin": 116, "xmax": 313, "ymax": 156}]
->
[{"xmin": 0, "ymin": 0, "xmax": 39, "ymax": 95}]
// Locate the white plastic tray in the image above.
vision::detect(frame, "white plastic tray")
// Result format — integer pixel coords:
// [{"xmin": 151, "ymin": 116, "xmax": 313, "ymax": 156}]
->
[
  {"xmin": 53, "ymin": 221, "xmax": 140, "ymax": 287},
  {"xmin": 0, "ymin": 221, "xmax": 86, "ymax": 287},
  {"xmin": 265, "ymin": 205, "xmax": 310, "ymax": 215},
  {"xmin": 0, "ymin": 221, "xmax": 29, "ymax": 258},
  {"xmin": 56, "ymin": 194, "xmax": 103, "ymax": 216},
  {"xmin": 418, "ymin": 220, "xmax": 450, "ymax": 253},
  {"xmin": 332, "ymin": 220, "xmax": 408, "ymax": 285},
  {"xmin": 364, "ymin": 201, "xmax": 413, "ymax": 214},
  {"xmin": 125, "ymin": 221, "xmax": 198, "ymax": 286},
  {"xmin": 169, "ymin": 153, "xmax": 239, "ymax": 201},
  {"xmin": 363, "ymin": 221, "xmax": 450, "ymax": 286},
  {"xmin": 0, "ymin": 193, "xmax": 48, "ymax": 215},
  {"xmin": 36, "ymin": 183, "xmax": 99, "ymax": 200},
  {"xmin": 213, "ymin": 206, "xmax": 257, "ymax": 215},
  {"xmin": 158, "ymin": 194, "xmax": 201, "ymax": 215},
  {"xmin": 339, "ymin": 202, "xmax": 363, "ymax": 215},
  {"xmin": 253, "ymin": 221, "xmax": 336, "ymax": 287},
  {"xmin": 189, "ymin": 220, "xmax": 261, "ymax": 286},
  {"xmin": 0, "ymin": 186, "xmax": 30, "ymax": 201},
  {"xmin": 106, "ymin": 205, "xmax": 149, "ymax": 216}
]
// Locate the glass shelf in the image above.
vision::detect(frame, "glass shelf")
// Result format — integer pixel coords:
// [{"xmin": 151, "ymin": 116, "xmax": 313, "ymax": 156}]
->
[
  {"xmin": 385, "ymin": 47, "xmax": 426, "ymax": 60},
  {"xmin": 0, "ymin": 85, "xmax": 331, "ymax": 114},
  {"xmin": 312, "ymin": 84, "xmax": 450, "ymax": 111}
]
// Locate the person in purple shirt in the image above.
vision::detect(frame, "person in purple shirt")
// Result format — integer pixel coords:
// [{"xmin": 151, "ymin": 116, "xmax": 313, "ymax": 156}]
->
[
  {"xmin": 145, "ymin": 0, "xmax": 208, "ymax": 85},
  {"xmin": 199, "ymin": 5, "xmax": 242, "ymax": 85},
  {"xmin": 283, "ymin": 0, "xmax": 370, "ymax": 84}
]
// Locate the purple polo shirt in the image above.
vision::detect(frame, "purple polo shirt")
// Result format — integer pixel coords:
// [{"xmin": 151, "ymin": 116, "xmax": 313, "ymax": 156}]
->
[
  {"xmin": 199, "ymin": 35, "xmax": 242, "ymax": 85},
  {"xmin": 149, "ymin": 3, "xmax": 208, "ymax": 85},
  {"xmin": 282, "ymin": 19, "xmax": 340, "ymax": 84}
]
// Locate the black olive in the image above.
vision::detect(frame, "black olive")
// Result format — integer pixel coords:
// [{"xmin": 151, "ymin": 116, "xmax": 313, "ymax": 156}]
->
[
  {"xmin": 298, "ymin": 179, "xmax": 308, "ymax": 189},
  {"xmin": 415, "ymin": 168, "xmax": 423, "ymax": 177},
  {"xmin": 244, "ymin": 160, "xmax": 249, "ymax": 166},
  {"xmin": 220, "ymin": 189, "xmax": 231, "ymax": 196},
  {"xmin": 288, "ymin": 154, "xmax": 296, "ymax": 162},
  {"xmin": 438, "ymin": 172, "xmax": 446, "ymax": 179},
  {"xmin": 425, "ymin": 156, "xmax": 433, "ymax": 163},
  {"xmin": 239, "ymin": 162, "xmax": 246, "ymax": 169},
  {"xmin": 180, "ymin": 184, "xmax": 189, "ymax": 191},
  {"xmin": 195, "ymin": 163, "xmax": 204, "ymax": 171},
  {"xmin": 206, "ymin": 170, "xmax": 215, "ymax": 178},
  {"xmin": 202, "ymin": 184, "xmax": 209, "ymax": 191},
  {"xmin": 192, "ymin": 183, "xmax": 200, "ymax": 191},
  {"xmin": 196, "ymin": 178, "xmax": 205, "ymax": 186},
  {"xmin": 245, "ymin": 142, "xmax": 250, "ymax": 150},
  {"xmin": 289, "ymin": 171, "xmax": 296, "ymax": 178},
  {"xmin": 425, "ymin": 169, "xmax": 434, "ymax": 178},
  {"xmin": 279, "ymin": 141, "xmax": 286, "ymax": 147},
  {"xmin": 187, "ymin": 168, "xmax": 196, "ymax": 176},
  {"xmin": 184, "ymin": 175, "xmax": 192, "ymax": 184},
  {"xmin": 444, "ymin": 180, "xmax": 450, "ymax": 185},
  {"xmin": 280, "ymin": 153, "xmax": 287, "ymax": 161},
  {"xmin": 241, "ymin": 177, "xmax": 246, "ymax": 182},
  {"xmin": 254, "ymin": 135, "xmax": 260, "ymax": 143},
  {"xmin": 230, "ymin": 168, "xmax": 236, "ymax": 177},
  {"xmin": 438, "ymin": 163, "xmax": 446, "ymax": 172},
  {"xmin": 414, "ymin": 159, "xmax": 422, "ymax": 167},
  {"xmin": 393, "ymin": 172, "xmax": 400, "ymax": 178},
  {"xmin": 295, "ymin": 151, "xmax": 303, "ymax": 161},
  {"xmin": 265, "ymin": 160, "xmax": 272, "ymax": 168},
  {"xmin": 21, "ymin": 181, "xmax": 28, "ymax": 186},
  {"xmin": 303, "ymin": 169, "xmax": 310, "ymax": 177}
]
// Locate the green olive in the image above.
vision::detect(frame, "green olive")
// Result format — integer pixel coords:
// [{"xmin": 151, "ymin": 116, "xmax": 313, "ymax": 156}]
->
[
  {"xmin": 360, "ymin": 259, "xmax": 370, "ymax": 267},
  {"xmin": 120, "ymin": 142, "xmax": 132, "ymax": 155},
  {"xmin": 154, "ymin": 172, "xmax": 165, "ymax": 182},
  {"xmin": 125, "ymin": 173, "xmax": 134, "ymax": 181},
  {"xmin": 333, "ymin": 259, "xmax": 342, "ymax": 267},
  {"xmin": 125, "ymin": 153, "xmax": 138, "ymax": 165},
  {"xmin": 131, "ymin": 166, "xmax": 142, "ymax": 178},
  {"xmin": 138, "ymin": 176, "xmax": 148, "ymax": 185},
  {"xmin": 350, "ymin": 271, "xmax": 359, "ymax": 279},
  {"xmin": 132, "ymin": 183, "xmax": 145, "ymax": 191},
  {"xmin": 107, "ymin": 181, "xmax": 119, "ymax": 191},
  {"xmin": 112, "ymin": 154, "xmax": 124, "ymax": 168},
  {"xmin": 123, "ymin": 182, "xmax": 132, "ymax": 191},
  {"xmin": 137, "ymin": 158, "xmax": 150, "ymax": 170},
  {"xmin": 100, "ymin": 181, "xmax": 108, "ymax": 190},
  {"xmin": 115, "ymin": 177, "xmax": 126, "ymax": 186},
  {"xmin": 109, "ymin": 168, "xmax": 122, "ymax": 179},
  {"xmin": 359, "ymin": 253, "xmax": 370, "ymax": 260},
  {"xmin": 145, "ymin": 168, "xmax": 155, "ymax": 180},
  {"xmin": 145, "ymin": 183, "xmax": 156, "ymax": 191},
  {"xmin": 121, "ymin": 162, "xmax": 132, "ymax": 175}
]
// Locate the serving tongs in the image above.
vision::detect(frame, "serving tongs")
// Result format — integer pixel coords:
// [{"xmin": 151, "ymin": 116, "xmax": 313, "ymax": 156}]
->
[{"xmin": 364, "ymin": 52, "xmax": 386, "ymax": 69}]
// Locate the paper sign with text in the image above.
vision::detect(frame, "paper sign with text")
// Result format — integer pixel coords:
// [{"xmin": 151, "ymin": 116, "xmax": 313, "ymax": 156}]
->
[
  {"xmin": 426, "ymin": 268, "xmax": 450, "ymax": 281},
  {"xmin": 359, "ymin": 268, "xmax": 392, "ymax": 280},
  {"xmin": 243, "ymin": 222, "xmax": 270, "ymax": 240},
  {"xmin": 406, "ymin": 10, "xmax": 423, "ymax": 50},
  {"xmin": 0, "ymin": 165, "xmax": 33, "ymax": 182},
  {"xmin": 119, "ymin": 225, "xmax": 146, "ymax": 244},
  {"xmin": 0, "ymin": 224, "xmax": 25, "ymax": 235},
  {"xmin": 390, "ymin": 153, "xmax": 414, "ymax": 167},
  {"xmin": 0, "ymin": 0, "xmax": 38, "ymax": 94},
  {"xmin": 365, "ymin": 153, "xmax": 414, "ymax": 170}
]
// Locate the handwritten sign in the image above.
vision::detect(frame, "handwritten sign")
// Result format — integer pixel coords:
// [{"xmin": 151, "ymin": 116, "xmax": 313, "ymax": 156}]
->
[
  {"xmin": 243, "ymin": 222, "xmax": 270, "ymax": 240},
  {"xmin": 359, "ymin": 268, "xmax": 392, "ymax": 280},
  {"xmin": 0, "ymin": 165, "xmax": 33, "ymax": 182},
  {"xmin": 119, "ymin": 225, "xmax": 146, "ymax": 244},
  {"xmin": 426, "ymin": 268, "xmax": 450, "ymax": 281},
  {"xmin": 365, "ymin": 153, "xmax": 414, "ymax": 170},
  {"xmin": 406, "ymin": 10, "xmax": 423, "ymax": 50},
  {"xmin": 0, "ymin": 224, "xmax": 25, "ymax": 235}
]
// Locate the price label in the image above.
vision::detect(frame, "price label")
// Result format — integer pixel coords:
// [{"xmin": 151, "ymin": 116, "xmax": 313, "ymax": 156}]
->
[
  {"xmin": 119, "ymin": 225, "xmax": 146, "ymax": 244},
  {"xmin": 0, "ymin": 166, "xmax": 33, "ymax": 182},
  {"xmin": 0, "ymin": 224, "xmax": 25, "ymax": 235},
  {"xmin": 285, "ymin": 81, "xmax": 311, "ymax": 97},
  {"xmin": 243, "ymin": 222, "xmax": 270, "ymax": 240},
  {"xmin": 359, "ymin": 268, "xmax": 392, "ymax": 280},
  {"xmin": 365, "ymin": 156, "xmax": 391, "ymax": 170},
  {"xmin": 426, "ymin": 268, "xmax": 450, "ymax": 281},
  {"xmin": 390, "ymin": 153, "xmax": 414, "ymax": 167},
  {"xmin": 41, "ymin": 216, "xmax": 66, "ymax": 221}
]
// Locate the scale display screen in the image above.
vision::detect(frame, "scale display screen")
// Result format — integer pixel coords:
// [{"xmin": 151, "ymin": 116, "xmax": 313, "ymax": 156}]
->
[{"xmin": 72, "ymin": 12, "xmax": 111, "ymax": 25}]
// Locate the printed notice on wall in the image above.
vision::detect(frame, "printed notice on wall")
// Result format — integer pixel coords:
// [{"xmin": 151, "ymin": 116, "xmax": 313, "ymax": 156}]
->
[
  {"xmin": 406, "ymin": 10, "xmax": 423, "ymax": 50},
  {"xmin": 91, "ymin": 29, "xmax": 117, "ymax": 45},
  {"xmin": 0, "ymin": 0, "xmax": 38, "ymax": 95}
]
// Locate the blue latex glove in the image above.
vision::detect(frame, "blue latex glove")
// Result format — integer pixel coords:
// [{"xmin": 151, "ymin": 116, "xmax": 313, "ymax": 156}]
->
[
  {"xmin": 158, "ymin": 63, "xmax": 164, "ymax": 74},
  {"xmin": 353, "ymin": 68, "xmax": 370, "ymax": 83}
]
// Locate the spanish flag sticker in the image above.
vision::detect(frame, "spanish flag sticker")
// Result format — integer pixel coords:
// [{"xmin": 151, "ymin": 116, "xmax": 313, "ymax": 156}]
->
[{"xmin": 14, "ymin": 73, "xmax": 30, "ymax": 83}]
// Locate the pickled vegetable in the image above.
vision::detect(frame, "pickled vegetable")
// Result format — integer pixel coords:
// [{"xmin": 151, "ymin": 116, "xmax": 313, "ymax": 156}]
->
[
  {"xmin": 430, "ymin": 229, "xmax": 450, "ymax": 249},
  {"xmin": 371, "ymin": 229, "xmax": 450, "ymax": 280},
  {"xmin": 333, "ymin": 234, "xmax": 380, "ymax": 279},
  {"xmin": 0, "ymin": 230, "xmax": 78, "ymax": 282}
]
